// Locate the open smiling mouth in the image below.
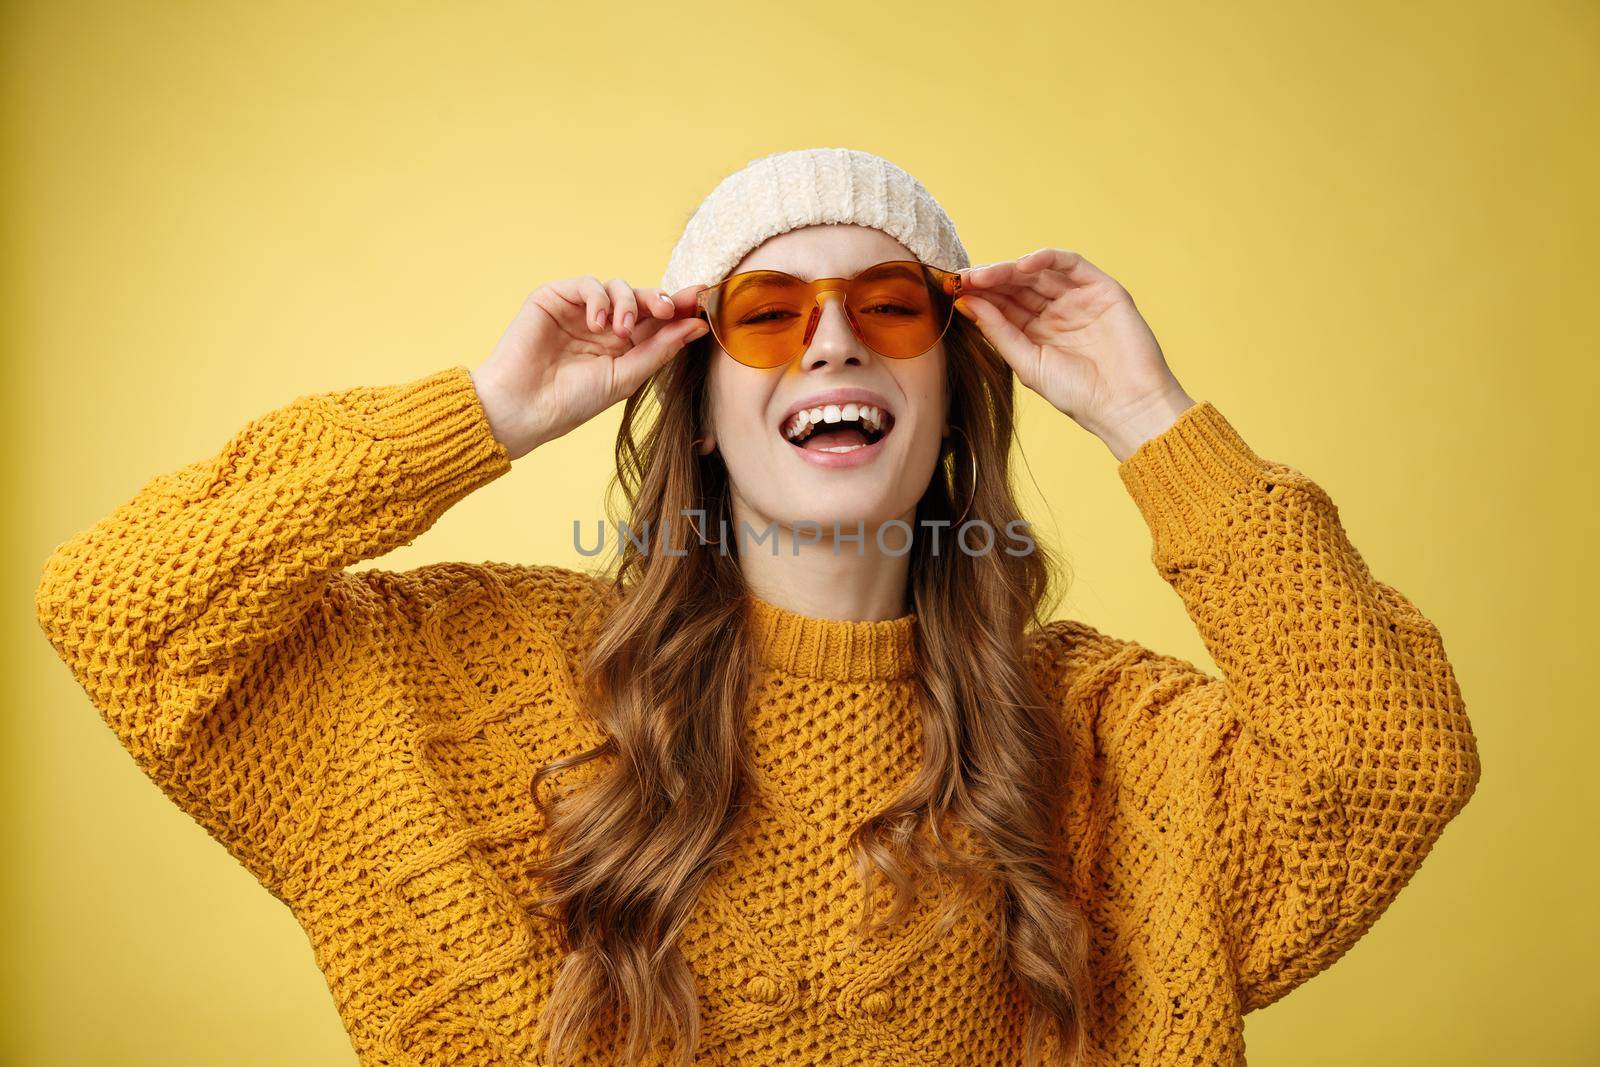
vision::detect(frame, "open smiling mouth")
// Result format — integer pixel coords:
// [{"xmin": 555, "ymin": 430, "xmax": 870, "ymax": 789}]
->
[{"xmin": 780, "ymin": 402, "xmax": 896, "ymax": 454}]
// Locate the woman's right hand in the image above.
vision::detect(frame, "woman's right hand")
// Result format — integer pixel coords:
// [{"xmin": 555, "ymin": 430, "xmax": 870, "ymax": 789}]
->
[{"xmin": 470, "ymin": 277, "xmax": 710, "ymax": 460}]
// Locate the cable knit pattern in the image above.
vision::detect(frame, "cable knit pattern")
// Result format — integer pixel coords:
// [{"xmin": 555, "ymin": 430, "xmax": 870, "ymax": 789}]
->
[{"xmin": 33, "ymin": 366, "xmax": 1480, "ymax": 1065}]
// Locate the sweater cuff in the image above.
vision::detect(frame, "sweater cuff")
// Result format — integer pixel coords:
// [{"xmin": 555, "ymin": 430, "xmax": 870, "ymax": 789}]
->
[
  {"xmin": 309, "ymin": 365, "xmax": 513, "ymax": 495},
  {"xmin": 1116, "ymin": 400, "xmax": 1279, "ymax": 553}
]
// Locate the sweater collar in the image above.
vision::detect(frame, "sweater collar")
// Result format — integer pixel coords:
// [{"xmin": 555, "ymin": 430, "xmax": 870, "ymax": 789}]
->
[{"xmin": 744, "ymin": 592, "xmax": 917, "ymax": 682}]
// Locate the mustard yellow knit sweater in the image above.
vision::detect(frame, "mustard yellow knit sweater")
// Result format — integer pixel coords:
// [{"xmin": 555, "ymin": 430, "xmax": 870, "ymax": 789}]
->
[{"xmin": 34, "ymin": 366, "xmax": 1480, "ymax": 1066}]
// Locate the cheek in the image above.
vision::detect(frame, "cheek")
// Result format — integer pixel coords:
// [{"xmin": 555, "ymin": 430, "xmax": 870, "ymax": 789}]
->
[
  {"xmin": 706, "ymin": 356, "xmax": 775, "ymax": 455},
  {"xmin": 896, "ymin": 352, "xmax": 949, "ymax": 431}
]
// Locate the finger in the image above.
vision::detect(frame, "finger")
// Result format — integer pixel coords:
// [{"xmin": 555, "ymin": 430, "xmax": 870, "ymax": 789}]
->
[
  {"xmin": 955, "ymin": 295, "xmax": 1039, "ymax": 384},
  {"xmin": 976, "ymin": 289, "xmax": 1039, "ymax": 333},
  {"xmin": 618, "ymin": 284, "xmax": 699, "ymax": 347},
  {"xmin": 963, "ymin": 259, "xmax": 1065, "ymax": 298},
  {"xmin": 637, "ymin": 285, "xmax": 679, "ymax": 320},
  {"xmin": 1016, "ymin": 247, "xmax": 1116, "ymax": 289},
  {"xmin": 959, "ymin": 260, "xmax": 1020, "ymax": 289},
  {"xmin": 610, "ymin": 317, "xmax": 710, "ymax": 394},
  {"xmin": 979, "ymin": 282, "xmax": 1048, "ymax": 317},
  {"xmin": 603, "ymin": 278, "xmax": 639, "ymax": 338},
  {"xmin": 534, "ymin": 277, "xmax": 598, "ymax": 318},
  {"xmin": 954, "ymin": 279, "xmax": 1038, "ymax": 332},
  {"xmin": 962, "ymin": 250, "xmax": 1101, "ymax": 300},
  {"xmin": 668, "ymin": 283, "xmax": 709, "ymax": 319},
  {"xmin": 574, "ymin": 276, "xmax": 609, "ymax": 332}
]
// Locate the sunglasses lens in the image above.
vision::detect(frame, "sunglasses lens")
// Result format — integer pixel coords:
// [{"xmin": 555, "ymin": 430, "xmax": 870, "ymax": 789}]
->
[
  {"xmin": 704, "ymin": 262, "xmax": 954, "ymax": 367},
  {"xmin": 707, "ymin": 271, "xmax": 810, "ymax": 369},
  {"xmin": 849, "ymin": 262, "xmax": 952, "ymax": 358}
]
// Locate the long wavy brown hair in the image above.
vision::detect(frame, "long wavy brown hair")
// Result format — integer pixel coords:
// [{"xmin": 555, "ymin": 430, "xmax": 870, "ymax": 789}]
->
[{"xmin": 526, "ymin": 313, "xmax": 1095, "ymax": 1065}]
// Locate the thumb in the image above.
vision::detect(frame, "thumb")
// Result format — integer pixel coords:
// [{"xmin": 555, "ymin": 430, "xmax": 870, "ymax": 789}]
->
[
  {"xmin": 956, "ymin": 295, "xmax": 1039, "ymax": 388},
  {"xmin": 611, "ymin": 316, "xmax": 710, "ymax": 395}
]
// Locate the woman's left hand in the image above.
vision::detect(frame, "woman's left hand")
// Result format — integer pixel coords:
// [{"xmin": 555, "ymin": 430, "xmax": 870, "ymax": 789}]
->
[{"xmin": 954, "ymin": 248, "xmax": 1196, "ymax": 462}]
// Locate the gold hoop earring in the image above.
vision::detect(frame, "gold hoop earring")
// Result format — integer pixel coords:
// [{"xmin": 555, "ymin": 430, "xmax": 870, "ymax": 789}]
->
[{"xmin": 943, "ymin": 424, "xmax": 979, "ymax": 527}]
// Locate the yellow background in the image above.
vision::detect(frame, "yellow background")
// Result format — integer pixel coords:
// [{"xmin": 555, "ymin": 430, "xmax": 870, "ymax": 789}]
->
[{"xmin": 4, "ymin": 1, "xmax": 1595, "ymax": 1063}]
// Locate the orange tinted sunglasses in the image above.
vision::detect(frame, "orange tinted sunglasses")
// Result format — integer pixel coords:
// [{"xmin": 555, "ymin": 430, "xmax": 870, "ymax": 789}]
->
[{"xmin": 693, "ymin": 259, "xmax": 966, "ymax": 369}]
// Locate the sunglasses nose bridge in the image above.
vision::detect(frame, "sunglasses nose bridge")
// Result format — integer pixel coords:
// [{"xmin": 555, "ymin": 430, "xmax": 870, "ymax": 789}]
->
[{"xmin": 801, "ymin": 285, "xmax": 859, "ymax": 350}]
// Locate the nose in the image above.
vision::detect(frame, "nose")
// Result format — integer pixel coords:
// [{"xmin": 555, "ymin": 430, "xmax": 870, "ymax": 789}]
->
[{"xmin": 797, "ymin": 292, "xmax": 869, "ymax": 371}]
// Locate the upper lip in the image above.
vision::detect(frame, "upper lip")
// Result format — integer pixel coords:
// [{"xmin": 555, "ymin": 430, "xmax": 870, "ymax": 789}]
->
[{"xmin": 777, "ymin": 388, "xmax": 896, "ymax": 431}]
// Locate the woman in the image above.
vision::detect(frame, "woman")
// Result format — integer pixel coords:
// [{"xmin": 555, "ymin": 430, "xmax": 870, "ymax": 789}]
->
[{"xmin": 34, "ymin": 147, "xmax": 1481, "ymax": 1066}]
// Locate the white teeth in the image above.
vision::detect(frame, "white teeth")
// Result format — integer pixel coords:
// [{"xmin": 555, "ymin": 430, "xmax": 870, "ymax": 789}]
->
[{"xmin": 780, "ymin": 400, "xmax": 893, "ymax": 442}]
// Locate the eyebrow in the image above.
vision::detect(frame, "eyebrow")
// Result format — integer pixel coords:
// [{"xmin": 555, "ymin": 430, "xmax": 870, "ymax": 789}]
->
[{"xmin": 725, "ymin": 261, "xmax": 922, "ymax": 301}]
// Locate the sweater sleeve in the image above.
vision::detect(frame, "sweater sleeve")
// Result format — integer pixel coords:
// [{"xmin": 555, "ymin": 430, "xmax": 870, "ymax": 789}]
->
[
  {"xmin": 1041, "ymin": 400, "xmax": 1481, "ymax": 1014},
  {"xmin": 33, "ymin": 365, "xmax": 513, "ymax": 894}
]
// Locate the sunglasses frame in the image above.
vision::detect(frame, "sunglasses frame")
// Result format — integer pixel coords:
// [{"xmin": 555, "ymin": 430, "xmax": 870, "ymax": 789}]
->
[{"xmin": 692, "ymin": 259, "xmax": 966, "ymax": 369}]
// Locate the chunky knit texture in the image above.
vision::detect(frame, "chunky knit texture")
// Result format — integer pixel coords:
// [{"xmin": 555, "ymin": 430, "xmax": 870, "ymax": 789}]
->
[
  {"xmin": 34, "ymin": 366, "xmax": 1481, "ymax": 1065},
  {"xmin": 658, "ymin": 146, "xmax": 970, "ymax": 294}
]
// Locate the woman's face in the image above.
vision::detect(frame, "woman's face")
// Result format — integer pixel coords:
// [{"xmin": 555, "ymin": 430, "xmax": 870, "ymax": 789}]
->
[{"xmin": 702, "ymin": 224, "xmax": 949, "ymax": 536}]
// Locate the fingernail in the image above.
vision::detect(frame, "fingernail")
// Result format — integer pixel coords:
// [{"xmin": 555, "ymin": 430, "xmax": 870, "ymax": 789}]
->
[
  {"xmin": 621, "ymin": 311, "xmax": 634, "ymax": 331},
  {"xmin": 658, "ymin": 292, "xmax": 672, "ymax": 303},
  {"xmin": 955, "ymin": 298, "xmax": 976, "ymax": 319}
]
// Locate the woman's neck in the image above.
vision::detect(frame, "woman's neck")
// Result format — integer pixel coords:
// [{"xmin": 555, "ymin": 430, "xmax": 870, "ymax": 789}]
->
[{"xmin": 732, "ymin": 501, "xmax": 915, "ymax": 623}]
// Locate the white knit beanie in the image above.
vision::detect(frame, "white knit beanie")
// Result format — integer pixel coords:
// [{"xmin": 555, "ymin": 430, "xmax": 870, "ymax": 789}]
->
[{"xmin": 659, "ymin": 146, "xmax": 971, "ymax": 294}]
